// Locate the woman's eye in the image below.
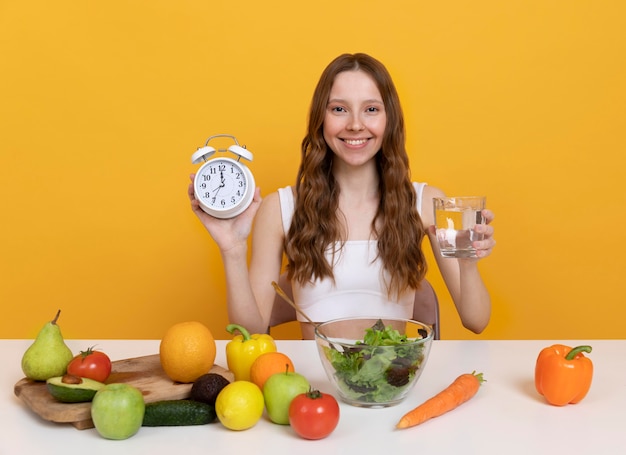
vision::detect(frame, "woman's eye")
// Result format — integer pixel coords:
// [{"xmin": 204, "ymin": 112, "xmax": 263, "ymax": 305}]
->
[
  {"xmin": 366, "ymin": 107, "xmax": 379, "ymax": 113},
  {"xmin": 331, "ymin": 106, "xmax": 346, "ymax": 113}
]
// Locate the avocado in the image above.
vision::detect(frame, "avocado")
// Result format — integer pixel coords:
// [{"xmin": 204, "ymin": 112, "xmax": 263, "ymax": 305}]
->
[
  {"xmin": 46, "ymin": 374, "xmax": 106, "ymax": 403},
  {"xmin": 142, "ymin": 400, "xmax": 217, "ymax": 426},
  {"xmin": 190, "ymin": 373, "xmax": 230, "ymax": 406}
]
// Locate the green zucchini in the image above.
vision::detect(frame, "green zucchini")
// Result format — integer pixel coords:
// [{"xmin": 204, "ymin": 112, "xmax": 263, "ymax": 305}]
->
[{"xmin": 142, "ymin": 400, "xmax": 217, "ymax": 426}]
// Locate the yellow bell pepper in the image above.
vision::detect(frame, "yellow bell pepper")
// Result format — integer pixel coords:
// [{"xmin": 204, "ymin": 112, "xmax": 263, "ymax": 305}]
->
[{"xmin": 225, "ymin": 324, "xmax": 276, "ymax": 381}]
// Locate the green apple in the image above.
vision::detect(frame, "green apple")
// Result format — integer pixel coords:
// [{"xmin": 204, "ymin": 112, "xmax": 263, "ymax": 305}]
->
[
  {"xmin": 263, "ymin": 371, "xmax": 310, "ymax": 424},
  {"xmin": 91, "ymin": 383, "xmax": 145, "ymax": 440}
]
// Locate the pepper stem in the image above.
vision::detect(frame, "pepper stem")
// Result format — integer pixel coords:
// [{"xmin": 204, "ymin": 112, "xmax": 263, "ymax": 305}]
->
[
  {"xmin": 565, "ymin": 345, "xmax": 592, "ymax": 360},
  {"xmin": 226, "ymin": 323, "xmax": 251, "ymax": 341}
]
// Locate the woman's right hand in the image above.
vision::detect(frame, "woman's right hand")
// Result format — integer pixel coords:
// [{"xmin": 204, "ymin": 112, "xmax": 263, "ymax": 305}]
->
[{"xmin": 188, "ymin": 174, "xmax": 262, "ymax": 252}]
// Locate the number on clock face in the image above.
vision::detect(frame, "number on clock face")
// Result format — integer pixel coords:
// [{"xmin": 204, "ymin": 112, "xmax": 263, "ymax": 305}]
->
[{"xmin": 196, "ymin": 159, "xmax": 248, "ymax": 210}]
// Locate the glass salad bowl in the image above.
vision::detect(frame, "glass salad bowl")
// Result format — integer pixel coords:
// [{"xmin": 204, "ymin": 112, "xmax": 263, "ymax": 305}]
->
[{"xmin": 314, "ymin": 317, "xmax": 433, "ymax": 408}]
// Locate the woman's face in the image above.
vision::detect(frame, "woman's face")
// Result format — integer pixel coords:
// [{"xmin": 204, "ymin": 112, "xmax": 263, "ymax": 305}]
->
[{"xmin": 323, "ymin": 70, "xmax": 386, "ymax": 168}]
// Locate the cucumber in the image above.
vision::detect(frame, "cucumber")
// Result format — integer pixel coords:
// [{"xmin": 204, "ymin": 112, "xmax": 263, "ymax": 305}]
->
[
  {"xmin": 142, "ymin": 400, "xmax": 217, "ymax": 426},
  {"xmin": 46, "ymin": 375, "xmax": 105, "ymax": 403}
]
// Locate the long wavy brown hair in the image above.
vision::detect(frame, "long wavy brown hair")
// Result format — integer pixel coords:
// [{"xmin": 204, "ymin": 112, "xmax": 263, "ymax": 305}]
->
[{"xmin": 285, "ymin": 53, "xmax": 427, "ymax": 298}]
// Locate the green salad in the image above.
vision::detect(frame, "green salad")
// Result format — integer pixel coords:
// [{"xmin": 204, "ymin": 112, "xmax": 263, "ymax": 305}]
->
[{"xmin": 323, "ymin": 320, "xmax": 428, "ymax": 403}]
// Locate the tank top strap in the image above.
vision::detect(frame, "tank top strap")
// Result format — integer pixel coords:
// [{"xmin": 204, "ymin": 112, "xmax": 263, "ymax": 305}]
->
[
  {"xmin": 277, "ymin": 186, "xmax": 295, "ymax": 235},
  {"xmin": 413, "ymin": 182, "xmax": 427, "ymax": 216}
]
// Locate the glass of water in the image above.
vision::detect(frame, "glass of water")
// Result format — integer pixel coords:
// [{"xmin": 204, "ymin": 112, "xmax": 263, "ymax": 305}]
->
[{"xmin": 433, "ymin": 196, "xmax": 486, "ymax": 258}]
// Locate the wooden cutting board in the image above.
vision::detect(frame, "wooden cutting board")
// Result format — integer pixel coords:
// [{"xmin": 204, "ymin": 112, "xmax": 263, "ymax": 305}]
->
[{"xmin": 14, "ymin": 354, "xmax": 234, "ymax": 430}]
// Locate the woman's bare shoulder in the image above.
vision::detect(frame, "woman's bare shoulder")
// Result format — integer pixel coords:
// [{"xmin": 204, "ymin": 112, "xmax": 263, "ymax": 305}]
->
[
  {"xmin": 422, "ymin": 184, "xmax": 445, "ymax": 199},
  {"xmin": 259, "ymin": 186, "xmax": 295, "ymax": 212},
  {"xmin": 254, "ymin": 188, "xmax": 291, "ymax": 237},
  {"xmin": 257, "ymin": 190, "xmax": 281, "ymax": 222},
  {"xmin": 420, "ymin": 184, "xmax": 446, "ymax": 226}
]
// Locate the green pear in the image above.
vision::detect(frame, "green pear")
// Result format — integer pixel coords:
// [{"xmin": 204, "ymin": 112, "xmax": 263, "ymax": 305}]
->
[{"xmin": 21, "ymin": 310, "xmax": 74, "ymax": 381}]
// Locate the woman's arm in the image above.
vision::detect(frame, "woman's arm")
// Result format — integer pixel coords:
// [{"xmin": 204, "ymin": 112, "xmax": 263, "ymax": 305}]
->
[
  {"xmin": 421, "ymin": 185, "xmax": 496, "ymax": 333},
  {"xmin": 188, "ymin": 177, "xmax": 285, "ymax": 333},
  {"xmin": 247, "ymin": 191, "xmax": 287, "ymax": 331}
]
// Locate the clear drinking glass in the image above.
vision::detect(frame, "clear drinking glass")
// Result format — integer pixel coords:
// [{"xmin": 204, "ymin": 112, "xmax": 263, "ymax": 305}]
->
[{"xmin": 433, "ymin": 196, "xmax": 486, "ymax": 258}]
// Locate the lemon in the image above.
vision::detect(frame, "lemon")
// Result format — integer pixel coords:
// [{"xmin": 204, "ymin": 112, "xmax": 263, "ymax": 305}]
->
[
  {"xmin": 215, "ymin": 381, "xmax": 264, "ymax": 430},
  {"xmin": 159, "ymin": 321, "xmax": 216, "ymax": 383}
]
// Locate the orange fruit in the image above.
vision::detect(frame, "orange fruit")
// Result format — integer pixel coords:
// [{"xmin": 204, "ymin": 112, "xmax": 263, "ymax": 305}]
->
[
  {"xmin": 249, "ymin": 351, "xmax": 295, "ymax": 390},
  {"xmin": 159, "ymin": 321, "xmax": 216, "ymax": 383}
]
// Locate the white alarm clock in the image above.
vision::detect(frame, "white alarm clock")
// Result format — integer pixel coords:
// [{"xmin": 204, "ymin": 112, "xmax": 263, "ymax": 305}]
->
[{"xmin": 191, "ymin": 134, "xmax": 256, "ymax": 219}]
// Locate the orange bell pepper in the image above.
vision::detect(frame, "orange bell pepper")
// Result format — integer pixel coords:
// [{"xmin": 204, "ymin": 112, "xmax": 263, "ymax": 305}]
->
[{"xmin": 535, "ymin": 344, "xmax": 593, "ymax": 406}]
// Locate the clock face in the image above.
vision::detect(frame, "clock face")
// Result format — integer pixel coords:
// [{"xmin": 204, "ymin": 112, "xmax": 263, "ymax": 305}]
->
[{"xmin": 194, "ymin": 157, "xmax": 255, "ymax": 219}]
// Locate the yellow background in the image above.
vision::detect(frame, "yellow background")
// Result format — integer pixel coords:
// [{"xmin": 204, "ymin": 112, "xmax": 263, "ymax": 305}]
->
[{"xmin": 1, "ymin": 1, "xmax": 625, "ymax": 340}]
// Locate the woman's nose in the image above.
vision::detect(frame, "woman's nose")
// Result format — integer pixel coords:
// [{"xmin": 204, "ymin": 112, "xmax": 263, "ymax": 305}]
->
[{"xmin": 347, "ymin": 114, "xmax": 365, "ymax": 131}]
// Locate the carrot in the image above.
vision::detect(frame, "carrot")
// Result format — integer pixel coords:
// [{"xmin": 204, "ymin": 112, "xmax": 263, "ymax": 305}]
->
[{"xmin": 395, "ymin": 371, "xmax": 485, "ymax": 429}]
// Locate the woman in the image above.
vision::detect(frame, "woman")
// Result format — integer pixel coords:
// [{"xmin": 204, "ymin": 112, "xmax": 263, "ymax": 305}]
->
[{"xmin": 189, "ymin": 53, "xmax": 495, "ymax": 339}]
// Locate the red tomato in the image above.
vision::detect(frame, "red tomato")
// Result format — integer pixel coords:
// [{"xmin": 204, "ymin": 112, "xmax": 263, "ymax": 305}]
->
[
  {"xmin": 67, "ymin": 347, "xmax": 112, "ymax": 382},
  {"xmin": 288, "ymin": 389, "xmax": 340, "ymax": 440}
]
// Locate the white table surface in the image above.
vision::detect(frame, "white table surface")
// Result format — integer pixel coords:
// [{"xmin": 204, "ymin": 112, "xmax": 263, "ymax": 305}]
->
[{"xmin": 2, "ymin": 338, "xmax": 624, "ymax": 454}]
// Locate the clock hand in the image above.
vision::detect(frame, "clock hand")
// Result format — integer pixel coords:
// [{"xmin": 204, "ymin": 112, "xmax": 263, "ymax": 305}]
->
[{"xmin": 213, "ymin": 173, "xmax": 226, "ymax": 195}]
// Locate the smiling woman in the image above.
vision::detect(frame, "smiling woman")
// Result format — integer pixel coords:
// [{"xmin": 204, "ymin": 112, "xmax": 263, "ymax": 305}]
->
[{"xmin": 189, "ymin": 52, "xmax": 495, "ymax": 342}]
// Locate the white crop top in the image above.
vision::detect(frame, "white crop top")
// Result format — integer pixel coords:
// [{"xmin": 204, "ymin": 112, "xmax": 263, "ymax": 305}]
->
[{"xmin": 277, "ymin": 182, "xmax": 427, "ymax": 323}]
